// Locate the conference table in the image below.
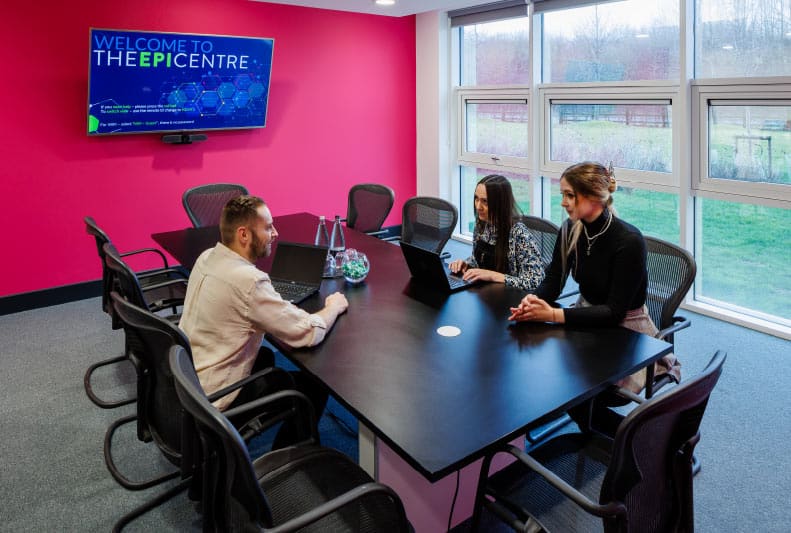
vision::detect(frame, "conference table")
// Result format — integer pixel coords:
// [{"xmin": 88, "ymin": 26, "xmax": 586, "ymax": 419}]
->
[{"xmin": 152, "ymin": 212, "xmax": 672, "ymax": 530}]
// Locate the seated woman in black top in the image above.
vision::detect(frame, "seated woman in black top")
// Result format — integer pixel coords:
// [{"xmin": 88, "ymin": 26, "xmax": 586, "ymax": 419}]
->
[
  {"xmin": 508, "ymin": 161, "xmax": 680, "ymax": 434},
  {"xmin": 449, "ymin": 174, "xmax": 544, "ymax": 291}
]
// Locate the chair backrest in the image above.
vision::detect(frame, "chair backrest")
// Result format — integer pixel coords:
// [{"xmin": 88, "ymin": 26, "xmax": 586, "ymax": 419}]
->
[
  {"xmin": 644, "ymin": 236, "xmax": 697, "ymax": 331},
  {"xmin": 110, "ymin": 291, "xmax": 193, "ymax": 465},
  {"xmin": 601, "ymin": 350, "xmax": 726, "ymax": 533},
  {"xmin": 519, "ymin": 215, "xmax": 559, "ymax": 270},
  {"xmin": 182, "ymin": 183, "xmax": 249, "ymax": 228},
  {"xmin": 401, "ymin": 196, "xmax": 458, "ymax": 254},
  {"xmin": 103, "ymin": 242, "xmax": 149, "ymax": 309},
  {"xmin": 347, "ymin": 183, "xmax": 395, "ymax": 234},
  {"xmin": 170, "ymin": 345, "xmax": 277, "ymax": 529},
  {"xmin": 85, "ymin": 216, "xmax": 114, "ymax": 315}
]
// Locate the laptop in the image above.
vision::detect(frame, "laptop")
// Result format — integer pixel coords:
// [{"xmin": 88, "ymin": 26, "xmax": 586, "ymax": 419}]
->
[
  {"xmin": 269, "ymin": 242, "xmax": 328, "ymax": 304},
  {"xmin": 399, "ymin": 241, "xmax": 477, "ymax": 293}
]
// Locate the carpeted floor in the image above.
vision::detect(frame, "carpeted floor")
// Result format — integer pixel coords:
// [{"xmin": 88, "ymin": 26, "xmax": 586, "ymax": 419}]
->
[{"xmin": 0, "ymin": 293, "xmax": 788, "ymax": 532}]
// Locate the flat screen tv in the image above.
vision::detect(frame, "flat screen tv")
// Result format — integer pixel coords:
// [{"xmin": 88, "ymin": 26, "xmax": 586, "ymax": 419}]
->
[{"xmin": 88, "ymin": 28, "xmax": 274, "ymax": 136}]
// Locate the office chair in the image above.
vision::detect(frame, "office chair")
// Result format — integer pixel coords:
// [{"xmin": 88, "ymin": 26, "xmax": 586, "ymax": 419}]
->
[
  {"xmin": 107, "ymin": 292, "xmax": 294, "ymax": 532},
  {"xmin": 182, "ymin": 183, "xmax": 249, "ymax": 228},
  {"xmin": 400, "ymin": 196, "xmax": 458, "ymax": 260},
  {"xmin": 84, "ymin": 216, "xmax": 188, "ymax": 408},
  {"xmin": 472, "ymin": 350, "xmax": 726, "ymax": 533},
  {"xmin": 170, "ymin": 345, "xmax": 411, "ymax": 532},
  {"xmin": 346, "ymin": 183, "xmax": 395, "ymax": 237},
  {"xmin": 519, "ymin": 215, "xmax": 559, "ymax": 271}
]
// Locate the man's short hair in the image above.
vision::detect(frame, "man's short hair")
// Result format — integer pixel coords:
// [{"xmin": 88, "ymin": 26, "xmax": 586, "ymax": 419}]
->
[{"xmin": 219, "ymin": 195, "xmax": 266, "ymax": 245}]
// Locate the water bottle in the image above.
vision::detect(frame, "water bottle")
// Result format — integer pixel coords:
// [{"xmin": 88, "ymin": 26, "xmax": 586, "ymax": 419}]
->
[
  {"xmin": 315, "ymin": 216, "xmax": 333, "ymax": 276},
  {"xmin": 314, "ymin": 215, "xmax": 330, "ymax": 248},
  {"xmin": 330, "ymin": 215, "xmax": 346, "ymax": 256}
]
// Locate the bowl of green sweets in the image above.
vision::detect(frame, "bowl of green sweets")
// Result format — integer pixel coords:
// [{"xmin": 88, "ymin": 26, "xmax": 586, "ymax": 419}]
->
[{"xmin": 340, "ymin": 249, "xmax": 370, "ymax": 284}]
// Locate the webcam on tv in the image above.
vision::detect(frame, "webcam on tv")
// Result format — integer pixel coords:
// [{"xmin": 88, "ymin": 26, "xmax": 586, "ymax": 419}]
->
[{"xmin": 161, "ymin": 133, "xmax": 208, "ymax": 145}]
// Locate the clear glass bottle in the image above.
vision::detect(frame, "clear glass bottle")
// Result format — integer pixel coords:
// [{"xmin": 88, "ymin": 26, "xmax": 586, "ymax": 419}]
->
[
  {"xmin": 314, "ymin": 215, "xmax": 330, "ymax": 248},
  {"xmin": 315, "ymin": 216, "xmax": 333, "ymax": 276},
  {"xmin": 330, "ymin": 215, "xmax": 346, "ymax": 256}
]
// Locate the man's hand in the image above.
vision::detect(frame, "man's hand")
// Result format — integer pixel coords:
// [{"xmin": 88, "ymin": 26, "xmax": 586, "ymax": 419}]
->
[{"xmin": 325, "ymin": 292, "xmax": 349, "ymax": 314}]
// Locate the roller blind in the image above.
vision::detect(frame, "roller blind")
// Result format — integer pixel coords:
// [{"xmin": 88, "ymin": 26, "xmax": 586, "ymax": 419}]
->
[{"xmin": 449, "ymin": 1, "xmax": 529, "ymax": 27}]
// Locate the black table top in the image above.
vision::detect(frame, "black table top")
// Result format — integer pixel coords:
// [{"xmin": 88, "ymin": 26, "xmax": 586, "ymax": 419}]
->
[{"xmin": 153, "ymin": 213, "xmax": 672, "ymax": 481}]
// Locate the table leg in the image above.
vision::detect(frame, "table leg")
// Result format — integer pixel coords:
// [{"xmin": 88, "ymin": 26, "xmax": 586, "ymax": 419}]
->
[{"xmin": 359, "ymin": 424, "xmax": 522, "ymax": 532}]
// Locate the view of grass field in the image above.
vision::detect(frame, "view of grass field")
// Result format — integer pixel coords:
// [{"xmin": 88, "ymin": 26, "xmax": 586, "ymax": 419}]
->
[
  {"xmin": 709, "ymin": 121, "xmax": 791, "ymax": 185},
  {"xmin": 460, "ymin": 168, "xmax": 788, "ymax": 320}
]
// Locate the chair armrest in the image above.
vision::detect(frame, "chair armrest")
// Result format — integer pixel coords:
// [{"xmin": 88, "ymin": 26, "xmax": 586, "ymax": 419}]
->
[
  {"xmin": 120, "ymin": 247, "xmax": 170, "ymax": 269},
  {"xmin": 656, "ymin": 316, "xmax": 691, "ymax": 342},
  {"xmin": 365, "ymin": 229, "xmax": 389, "ymax": 237},
  {"xmin": 222, "ymin": 389, "xmax": 317, "ymax": 441},
  {"xmin": 494, "ymin": 444, "xmax": 627, "ymax": 519},
  {"xmin": 138, "ymin": 266, "xmax": 189, "ymax": 281},
  {"xmin": 268, "ymin": 482, "xmax": 406, "ymax": 533},
  {"xmin": 207, "ymin": 366, "xmax": 294, "ymax": 402}
]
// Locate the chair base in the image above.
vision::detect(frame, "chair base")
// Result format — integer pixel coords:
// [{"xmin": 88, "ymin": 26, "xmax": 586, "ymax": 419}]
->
[
  {"xmin": 104, "ymin": 414, "xmax": 180, "ymax": 490},
  {"xmin": 112, "ymin": 477, "xmax": 193, "ymax": 533},
  {"xmin": 84, "ymin": 354, "xmax": 136, "ymax": 408}
]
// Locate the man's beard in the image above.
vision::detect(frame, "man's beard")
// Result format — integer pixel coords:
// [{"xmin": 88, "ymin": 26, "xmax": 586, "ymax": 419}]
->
[{"xmin": 250, "ymin": 231, "xmax": 270, "ymax": 260}]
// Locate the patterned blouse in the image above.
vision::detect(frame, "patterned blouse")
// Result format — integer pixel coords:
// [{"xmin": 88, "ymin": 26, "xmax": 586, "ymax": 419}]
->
[{"xmin": 465, "ymin": 221, "xmax": 544, "ymax": 290}]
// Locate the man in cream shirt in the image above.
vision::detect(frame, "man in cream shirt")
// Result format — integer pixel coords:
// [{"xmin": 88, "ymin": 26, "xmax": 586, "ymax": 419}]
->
[{"xmin": 179, "ymin": 195, "xmax": 348, "ymax": 445}]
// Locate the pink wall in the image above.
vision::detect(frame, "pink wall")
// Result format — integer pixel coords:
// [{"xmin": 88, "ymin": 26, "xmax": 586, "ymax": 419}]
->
[{"xmin": 0, "ymin": 0, "xmax": 416, "ymax": 297}]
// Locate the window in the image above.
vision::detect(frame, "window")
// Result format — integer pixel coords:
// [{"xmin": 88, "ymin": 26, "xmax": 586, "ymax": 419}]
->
[
  {"xmin": 458, "ymin": 90, "xmax": 530, "ymax": 168},
  {"xmin": 696, "ymin": 0, "xmax": 791, "ymax": 78},
  {"xmin": 539, "ymin": 86, "xmax": 678, "ymax": 188},
  {"xmin": 444, "ymin": 0, "xmax": 791, "ymax": 334},
  {"xmin": 541, "ymin": 0, "xmax": 679, "ymax": 83},
  {"xmin": 460, "ymin": 18, "xmax": 529, "ymax": 86},
  {"xmin": 695, "ymin": 197, "xmax": 790, "ymax": 324},
  {"xmin": 692, "ymin": 81, "xmax": 791, "ymax": 201},
  {"xmin": 460, "ymin": 166, "xmax": 531, "ymax": 235},
  {"xmin": 547, "ymin": 179, "xmax": 680, "ymax": 244}
]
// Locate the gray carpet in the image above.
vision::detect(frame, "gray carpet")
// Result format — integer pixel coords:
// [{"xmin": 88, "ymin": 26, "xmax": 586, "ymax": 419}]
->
[{"xmin": 0, "ymin": 293, "xmax": 789, "ymax": 532}]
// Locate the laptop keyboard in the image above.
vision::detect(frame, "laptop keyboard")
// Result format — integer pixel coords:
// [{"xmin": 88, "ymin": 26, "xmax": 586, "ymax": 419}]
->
[
  {"xmin": 271, "ymin": 281, "xmax": 316, "ymax": 302},
  {"xmin": 447, "ymin": 274, "xmax": 468, "ymax": 289}
]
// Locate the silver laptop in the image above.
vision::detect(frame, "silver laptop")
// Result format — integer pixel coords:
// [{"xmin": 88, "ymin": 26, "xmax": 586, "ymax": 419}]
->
[
  {"xmin": 269, "ymin": 242, "xmax": 328, "ymax": 304},
  {"xmin": 400, "ymin": 241, "xmax": 477, "ymax": 293}
]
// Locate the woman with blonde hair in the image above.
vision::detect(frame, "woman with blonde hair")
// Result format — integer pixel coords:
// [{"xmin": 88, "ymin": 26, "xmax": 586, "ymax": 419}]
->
[{"xmin": 508, "ymin": 161, "xmax": 680, "ymax": 434}]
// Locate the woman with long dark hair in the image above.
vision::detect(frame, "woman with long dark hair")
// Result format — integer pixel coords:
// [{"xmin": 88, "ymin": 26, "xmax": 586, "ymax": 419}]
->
[{"xmin": 449, "ymin": 174, "xmax": 543, "ymax": 291}]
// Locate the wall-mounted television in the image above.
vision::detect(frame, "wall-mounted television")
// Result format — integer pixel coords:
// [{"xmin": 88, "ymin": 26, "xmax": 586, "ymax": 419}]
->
[{"xmin": 88, "ymin": 28, "xmax": 274, "ymax": 136}]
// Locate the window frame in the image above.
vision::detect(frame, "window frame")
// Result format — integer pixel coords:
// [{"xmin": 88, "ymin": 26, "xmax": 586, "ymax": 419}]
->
[
  {"xmin": 538, "ymin": 82, "xmax": 680, "ymax": 189},
  {"xmin": 691, "ymin": 77, "xmax": 791, "ymax": 204},
  {"xmin": 456, "ymin": 86, "xmax": 533, "ymax": 171}
]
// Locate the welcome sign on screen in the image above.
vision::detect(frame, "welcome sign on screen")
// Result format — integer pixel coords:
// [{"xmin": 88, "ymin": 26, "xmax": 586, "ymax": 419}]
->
[{"xmin": 87, "ymin": 29, "xmax": 274, "ymax": 135}]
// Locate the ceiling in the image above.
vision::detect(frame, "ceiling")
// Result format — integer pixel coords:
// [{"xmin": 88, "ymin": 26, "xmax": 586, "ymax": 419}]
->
[{"xmin": 250, "ymin": 0, "xmax": 490, "ymax": 18}]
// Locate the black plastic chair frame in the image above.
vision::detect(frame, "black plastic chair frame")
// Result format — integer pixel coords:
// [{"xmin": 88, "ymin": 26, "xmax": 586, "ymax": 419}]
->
[
  {"xmin": 169, "ymin": 345, "xmax": 410, "ymax": 532},
  {"xmin": 84, "ymin": 216, "xmax": 188, "ymax": 409},
  {"xmin": 473, "ymin": 351, "xmax": 726, "ymax": 533}
]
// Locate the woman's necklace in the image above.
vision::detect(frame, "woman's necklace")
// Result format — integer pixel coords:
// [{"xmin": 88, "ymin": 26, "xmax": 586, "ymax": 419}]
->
[{"xmin": 583, "ymin": 210, "xmax": 613, "ymax": 256}]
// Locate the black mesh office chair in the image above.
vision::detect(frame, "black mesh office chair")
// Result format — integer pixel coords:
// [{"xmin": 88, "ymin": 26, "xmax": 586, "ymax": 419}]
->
[
  {"xmin": 170, "ymin": 345, "xmax": 411, "ymax": 532},
  {"xmin": 644, "ymin": 236, "xmax": 696, "ymax": 349},
  {"xmin": 400, "ymin": 196, "xmax": 458, "ymax": 259},
  {"xmin": 182, "ymin": 183, "xmax": 249, "ymax": 228},
  {"xmin": 346, "ymin": 183, "xmax": 395, "ymax": 237},
  {"xmin": 616, "ymin": 237, "xmax": 697, "ymax": 400},
  {"xmin": 472, "ymin": 350, "xmax": 726, "ymax": 533},
  {"xmin": 519, "ymin": 215, "xmax": 559, "ymax": 271},
  {"xmin": 107, "ymin": 292, "xmax": 293, "ymax": 532},
  {"xmin": 84, "ymin": 216, "xmax": 188, "ymax": 408}
]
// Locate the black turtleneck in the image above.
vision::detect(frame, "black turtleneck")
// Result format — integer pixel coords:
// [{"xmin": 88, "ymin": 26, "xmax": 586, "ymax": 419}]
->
[{"xmin": 534, "ymin": 210, "xmax": 647, "ymax": 327}]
